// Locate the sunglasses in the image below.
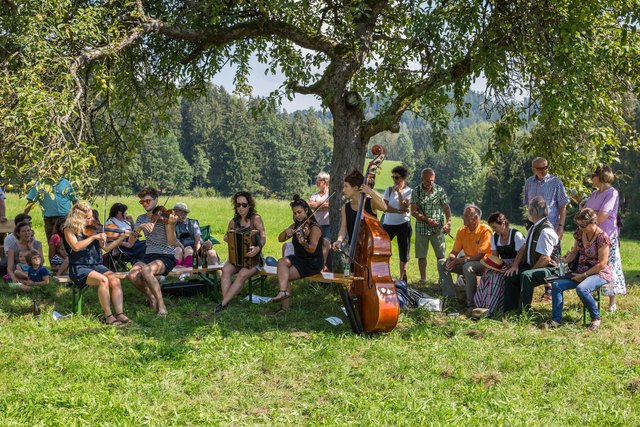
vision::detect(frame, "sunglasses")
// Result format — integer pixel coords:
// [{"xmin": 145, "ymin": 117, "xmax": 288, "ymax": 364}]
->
[
  {"xmin": 575, "ymin": 222, "xmax": 588, "ymax": 228},
  {"xmin": 236, "ymin": 203, "xmax": 249, "ymax": 208},
  {"xmin": 535, "ymin": 166, "xmax": 549, "ymax": 171},
  {"xmin": 391, "ymin": 175, "xmax": 401, "ymax": 180},
  {"xmin": 139, "ymin": 199, "xmax": 154, "ymax": 205}
]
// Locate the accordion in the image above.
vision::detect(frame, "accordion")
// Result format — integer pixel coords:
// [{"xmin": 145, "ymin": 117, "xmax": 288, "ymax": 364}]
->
[{"xmin": 227, "ymin": 227, "xmax": 260, "ymax": 268}]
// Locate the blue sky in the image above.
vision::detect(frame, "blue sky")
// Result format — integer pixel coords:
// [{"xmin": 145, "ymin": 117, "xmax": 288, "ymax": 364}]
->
[{"xmin": 213, "ymin": 57, "xmax": 489, "ymax": 112}]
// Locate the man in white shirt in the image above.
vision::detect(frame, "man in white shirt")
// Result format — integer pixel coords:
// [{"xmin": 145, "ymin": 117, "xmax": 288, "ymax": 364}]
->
[{"xmin": 504, "ymin": 196, "xmax": 559, "ymax": 312}]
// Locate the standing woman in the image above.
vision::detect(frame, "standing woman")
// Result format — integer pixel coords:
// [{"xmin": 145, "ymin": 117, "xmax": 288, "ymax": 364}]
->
[
  {"xmin": 271, "ymin": 196, "xmax": 324, "ymax": 313},
  {"xmin": 63, "ymin": 203, "xmax": 132, "ymax": 325},
  {"xmin": 331, "ymin": 169, "xmax": 387, "ymax": 251},
  {"xmin": 217, "ymin": 192, "xmax": 266, "ymax": 313},
  {"xmin": 382, "ymin": 165, "xmax": 412, "ymax": 281},
  {"xmin": 584, "ymin": 165, "xmax": 625, "ymax": 312}
]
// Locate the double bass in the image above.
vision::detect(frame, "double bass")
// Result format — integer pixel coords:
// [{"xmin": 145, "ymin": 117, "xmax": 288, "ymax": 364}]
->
[{"xmin": 346, "ymin": 145, "xmax": 399, "ymax": 333}]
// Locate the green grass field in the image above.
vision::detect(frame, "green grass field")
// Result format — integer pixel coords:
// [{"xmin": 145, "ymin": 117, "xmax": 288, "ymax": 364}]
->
[{"xmin": 1, "ymin": 192, "xmax": 639, "ymax": 425}]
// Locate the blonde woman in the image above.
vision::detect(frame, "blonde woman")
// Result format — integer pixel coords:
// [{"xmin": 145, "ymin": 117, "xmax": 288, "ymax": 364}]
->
[{"xmin": 63, "ymin": 203, "xmax": 132, "ymax": 326}]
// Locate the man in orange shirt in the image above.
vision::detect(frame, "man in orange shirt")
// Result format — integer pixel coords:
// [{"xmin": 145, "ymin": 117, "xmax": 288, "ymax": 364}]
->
[{"xmin": 437, "ymin": 204, "xmax": 492, "ymax": 308}]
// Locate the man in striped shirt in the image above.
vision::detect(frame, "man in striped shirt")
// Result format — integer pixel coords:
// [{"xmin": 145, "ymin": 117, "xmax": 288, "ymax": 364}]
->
[{"xmin": 127, "ymin": 187, "xmax": 177, "ymax": 316}]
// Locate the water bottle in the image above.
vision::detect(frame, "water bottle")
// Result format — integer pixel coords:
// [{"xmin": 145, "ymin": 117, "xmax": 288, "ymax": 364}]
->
[
  {"xmin": 343, "ymin": 254, "xmax": 351, "ymax": 277},
  {"xmin": 558, "ymin": 260, "xmax": 566, "ymax": 276}
]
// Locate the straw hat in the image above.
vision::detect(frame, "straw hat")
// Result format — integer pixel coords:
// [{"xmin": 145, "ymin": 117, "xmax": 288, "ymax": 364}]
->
[
  {"xmin": 480, "ymin": 255, "xmax": 506, "ymax": 272},
  {"xmin": 172, "ymin": 202, "xmax": 190, "ymax": 213}
]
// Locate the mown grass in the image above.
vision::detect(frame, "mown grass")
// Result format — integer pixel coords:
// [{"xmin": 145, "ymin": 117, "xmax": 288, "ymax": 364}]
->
[{"xmin": 1, "ymin": 193, "xmax": 639, "ymax": 425}]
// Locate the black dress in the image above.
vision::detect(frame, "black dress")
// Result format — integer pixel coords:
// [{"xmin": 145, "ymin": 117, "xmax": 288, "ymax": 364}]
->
[
  {"xmin": 345, "ymin": 197, "xmax": 376, "ymax": 241},
  {"xmin": 286, "ymin": 223, "xmax": 324, "ymax": 277}
]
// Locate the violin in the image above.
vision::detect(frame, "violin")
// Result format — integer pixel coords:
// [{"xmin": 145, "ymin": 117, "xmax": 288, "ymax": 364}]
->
[
  {"xmin": 151, "ymin": 206, "xmax": 174, "ymax": 224},
  {"xmin": 83, "ymin": 218, "xmax": 129, "ymax": 239},
  {"xmin": 294, "ymin": 222, "xmax": 311, "ymax": 243}
]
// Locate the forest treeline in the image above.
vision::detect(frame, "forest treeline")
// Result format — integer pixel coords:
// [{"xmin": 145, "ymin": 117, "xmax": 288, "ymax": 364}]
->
[{"xmin": 110, "ymin": 84, "xmax": 640, "ymax": 238}]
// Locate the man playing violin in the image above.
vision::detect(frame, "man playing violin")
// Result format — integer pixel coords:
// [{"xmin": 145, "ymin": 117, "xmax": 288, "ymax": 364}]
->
[{"xmin": 126, "ymin": 187, "xmax": 177, "ymax": 316}]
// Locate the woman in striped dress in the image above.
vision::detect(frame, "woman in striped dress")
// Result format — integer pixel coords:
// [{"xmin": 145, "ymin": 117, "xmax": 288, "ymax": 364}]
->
[{"xmin": 473, "ymin": 212, "xmax": 525, "ymax": 316}]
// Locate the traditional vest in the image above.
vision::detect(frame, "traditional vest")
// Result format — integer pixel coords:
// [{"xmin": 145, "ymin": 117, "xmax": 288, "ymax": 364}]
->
[
  {"xmin": 493, "ymin": 228, "xmax": 518, "ymax": 260},
  {"xmin": 526, "ymin": 218, "xmax": 554, "ymax": 266}
]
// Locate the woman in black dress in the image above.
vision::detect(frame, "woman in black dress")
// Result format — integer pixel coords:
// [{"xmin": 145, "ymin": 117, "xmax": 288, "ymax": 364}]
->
[{"xmin": 272, "ymin": 195, "xmax": 324, "ymax": 313}]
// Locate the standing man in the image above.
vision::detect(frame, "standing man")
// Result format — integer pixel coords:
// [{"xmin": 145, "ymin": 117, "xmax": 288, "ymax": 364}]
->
[
  {"xmin": 24, "ymin": 178, "xmax": 78, "ymax": 242},
  {"xmin": 308, "ymin": 172, "xmax": 330, "ymax": 239},
  {"xmin": 523, "ymin": 157, "xmax": 569, "ymax": 301},
  {"xmin": 411, "ymin": 168, "xmax": 452, "ymax": 284},
  {"xmin": 126, "ymin": 187, "xmax": 177, "ymax": 316},
  {"xmin": 437, "ymin": 204, "xmax": 492, "ymax": 308}
]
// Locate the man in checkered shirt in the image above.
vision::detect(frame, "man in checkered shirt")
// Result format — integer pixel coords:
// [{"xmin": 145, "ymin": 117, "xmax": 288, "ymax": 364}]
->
[
  {"xmin": 523, "ymin": 157, "xmax": 569, "ymax": 301},
  {"xmin": 411, "ymin": 168, "xmax": 452, "ymax": 284}
]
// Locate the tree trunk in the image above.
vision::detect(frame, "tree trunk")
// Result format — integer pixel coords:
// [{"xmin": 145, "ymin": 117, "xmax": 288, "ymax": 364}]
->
[{"xmin": 328, "ymin": 99, "xmax": 367, "ymax": 242}]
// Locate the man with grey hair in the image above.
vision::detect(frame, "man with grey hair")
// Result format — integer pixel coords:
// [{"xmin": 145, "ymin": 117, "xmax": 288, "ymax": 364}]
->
[
  {"xmin": 437, "ymin": 204, "xmax": 492, "ymax": 308},
  {"xmin": 523, "ymin": 156, "xmax": 569, "ymax": 301},
  {"xmin": 309, "ymin": 172, "xmax": 330, "ymax": 239},
  {"xmin": 504, "ymin": 196, "xmax": 559, "ymax": 312}
]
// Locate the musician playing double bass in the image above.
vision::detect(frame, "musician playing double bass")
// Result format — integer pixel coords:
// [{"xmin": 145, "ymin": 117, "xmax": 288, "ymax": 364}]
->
[
  {"xmin": 216, "ymin": 191, "xmax": 266, "ymax": 313},
  {"xmin": 271, "ymin": 195, "xmax": 324, "ymax": 314},
  {"xmin": 331, "ymin": 169, "xmax": 387, "ymax": 252}
]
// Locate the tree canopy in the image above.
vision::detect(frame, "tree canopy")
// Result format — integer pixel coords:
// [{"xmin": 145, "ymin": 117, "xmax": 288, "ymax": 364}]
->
[{"xmin": 2, "ymin": 0, "xmax": 639, "ymax": 228}]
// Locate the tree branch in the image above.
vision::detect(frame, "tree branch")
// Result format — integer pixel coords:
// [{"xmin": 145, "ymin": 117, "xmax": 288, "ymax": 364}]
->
[{"xmin": 147, "ymin": 17, "xmax": 338, "ymax": 57}]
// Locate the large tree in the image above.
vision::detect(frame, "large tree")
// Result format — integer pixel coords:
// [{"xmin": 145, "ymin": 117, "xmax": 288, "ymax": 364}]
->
[{"xmin": 1, "ymin": 0, "xmax": 639, "ymax": 235}]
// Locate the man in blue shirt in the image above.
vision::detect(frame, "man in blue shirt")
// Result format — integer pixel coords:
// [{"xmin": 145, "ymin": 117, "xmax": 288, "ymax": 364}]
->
[
  {"xmin": 24, "ymin": 178, "xmax": 78, "ymax": 242},
  {"xmin": 522, "ymin": 157, "xmax": 569, "ymax": 302}
]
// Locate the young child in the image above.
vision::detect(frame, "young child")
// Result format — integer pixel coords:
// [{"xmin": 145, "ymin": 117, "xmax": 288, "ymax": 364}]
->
[
  {"xmin": 14, "ymin": 249, "xmax": 31, "ymax": 281},
  {"xmin": 25, "ymin": 250, "xmax": 50, "ymax": 288}
]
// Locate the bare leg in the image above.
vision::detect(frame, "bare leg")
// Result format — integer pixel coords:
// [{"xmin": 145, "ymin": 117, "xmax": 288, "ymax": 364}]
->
[
  {"xmin": 274, "ymin": 258, "xmax": 301, "ymax": 310},
  {"xmin": 85, "ymin": 270, "xmax": 114, "ymax": 318},
  {"xmin": 140, "ymin": 260, "xmax": 168, "ymax": 315},
  {"xmin": 399, "ymin": 260, "xmax": 408, "ymax": 281},
  {"xmin": 128, "ymin": 263, "xmax": 155, "ymax": 306},
  {"xmin": 220, "ymin": 262, "xmax": 240, "ymax": 302},
  {"xmin": 221, "ymin": 266, "xmax": 257, "ymax": 306},
  {"xmin": 418, "ymin": 258, "xmax": 427, "ymax": 282},
  {"xmin": 174, "ymin": 247, "xmax": 184, "ymax": 264},
  {"xmin": 105, "ymin": 272, "xmax": 125, "ymax": 318}
]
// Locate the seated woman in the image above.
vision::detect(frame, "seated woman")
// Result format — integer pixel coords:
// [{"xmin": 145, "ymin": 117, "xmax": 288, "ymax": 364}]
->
[
  {"xmin": 331, "ymin": 169, "xmax": 387, "ymax": 253},
  {"xmin": 172, "ymin": 202, "xmax": 219, "ymax": 267},
  {"xmin": 105, "ymin": 202, "xmax": 146, "ymax": 264},
  {"xmin": 6, "ymin": 221, "xmax": 45, "ymax": 289},
  {"xmin": 271, "ymin": 196, "xmax": 324, "ymax": 313},
  {"xmin": 63, "ymin": 202, "xmax": 132, "ymax": 326},
  {"xmin": 216, "ymin": 192, "xmax": 266, "ymax": 313},
  {"xmin": 549, "ymin": 208, "xmax": 612, "ymax": 330},
  {"xmin": 472, "ymin": 212, "xmax": 525, "ymax": 317},
  {"xmin": 48, "ymin": 217, "xmax": 69, "ymax": 275}
]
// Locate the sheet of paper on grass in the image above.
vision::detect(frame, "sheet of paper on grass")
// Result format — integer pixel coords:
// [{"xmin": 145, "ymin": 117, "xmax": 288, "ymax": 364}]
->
[
  {"xmin": 325, "ymin": 316, "xmax": 343, "ymax": 326},
  {"xmin": 243, "ymin": 295, "xmax": 272, "ymax": 304}
]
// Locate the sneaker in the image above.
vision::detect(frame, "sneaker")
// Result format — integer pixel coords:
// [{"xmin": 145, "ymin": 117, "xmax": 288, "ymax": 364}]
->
[
  {"xmin": 541, "ymin": 320, "xmax": 561, "ymax": 330},
  {"xmin": 608, "ymin": 304, "xmax": 617, "ymax": 313}
]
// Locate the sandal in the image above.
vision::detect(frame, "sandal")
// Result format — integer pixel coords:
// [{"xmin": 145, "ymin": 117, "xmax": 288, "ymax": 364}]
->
[
  {"xmin": 214, "ymin": 303, "xmax": 227, "ymax": 313},
  {"xmin": 115, "ymin": 313, "xmax": 132, "ymax": 325},
  {"xmin": 271, "ymin": 290, "xmax": 291, "ymax": 303},
  {"xmin": 103, "ymin": 314, "xmax": 123, "ymax": 326}
]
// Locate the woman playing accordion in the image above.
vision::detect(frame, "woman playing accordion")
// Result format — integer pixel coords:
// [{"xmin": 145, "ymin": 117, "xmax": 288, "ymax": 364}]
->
[{"xmin": 216, "ymin": 192, "xmax": 266, "ymax": 313}]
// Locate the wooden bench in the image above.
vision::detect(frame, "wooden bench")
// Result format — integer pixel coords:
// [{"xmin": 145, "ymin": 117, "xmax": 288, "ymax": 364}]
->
[{"xmin": 56, "ymin": 264, "xmax": 224, "ymax": 314}]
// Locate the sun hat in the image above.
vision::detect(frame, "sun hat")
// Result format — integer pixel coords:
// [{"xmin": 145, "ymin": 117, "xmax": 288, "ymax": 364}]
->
[
  {"xmin": 480, "ymin": 255, "xmax": 506, "ymax": 272},
  {"xmin": 172, "ymin": 202, "xmax": 190, "ymax": 213}
]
